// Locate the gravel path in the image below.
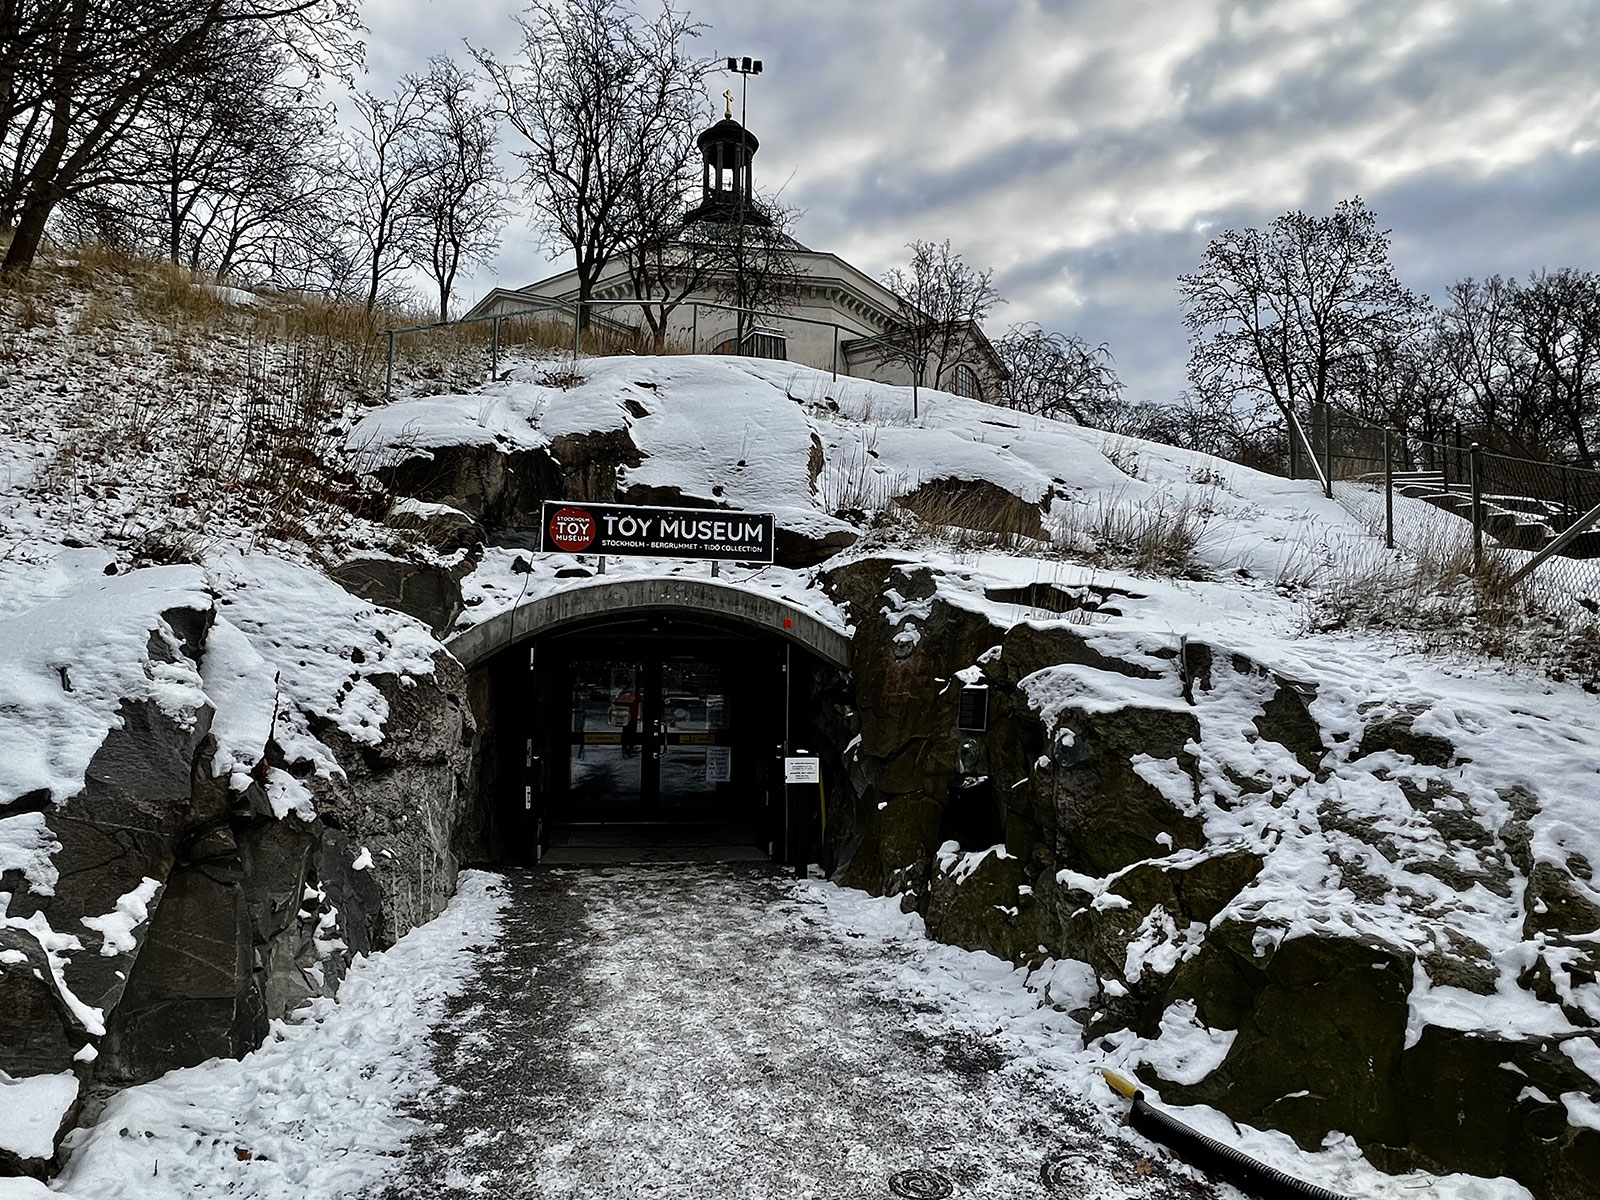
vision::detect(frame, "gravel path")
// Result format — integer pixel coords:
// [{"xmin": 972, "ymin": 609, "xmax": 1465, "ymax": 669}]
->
[{"xmin": 382, "ymin": 864, "xmax": 1218, "ymax": 1200}]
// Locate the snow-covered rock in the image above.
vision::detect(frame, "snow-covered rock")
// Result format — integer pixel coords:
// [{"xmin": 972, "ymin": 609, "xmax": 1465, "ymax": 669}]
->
[
  {"xmin": 0, "ymin": 555, "xmax": 473, "ymax": 1164},
  {"xmin": 822, "ymin": 553, "xmax": 1600, "ymax": 1197}
]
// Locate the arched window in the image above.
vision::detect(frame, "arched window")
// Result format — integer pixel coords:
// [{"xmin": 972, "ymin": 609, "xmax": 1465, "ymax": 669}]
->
[{"xmin": 952, "ymin": 363, "xmax": 981, "ymax": 400}]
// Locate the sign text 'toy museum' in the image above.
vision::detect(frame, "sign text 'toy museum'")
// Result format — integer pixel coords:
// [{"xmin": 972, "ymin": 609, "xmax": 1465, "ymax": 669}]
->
[{"xmin": 541, "ymin": 500, "xmax": 775, "ymax": 563}]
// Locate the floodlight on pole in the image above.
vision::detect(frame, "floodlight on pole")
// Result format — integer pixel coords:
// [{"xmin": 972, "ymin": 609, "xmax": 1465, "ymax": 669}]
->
[{"xmin": 724, "ymin": 55, "xmax": 763, "ymax": 351}]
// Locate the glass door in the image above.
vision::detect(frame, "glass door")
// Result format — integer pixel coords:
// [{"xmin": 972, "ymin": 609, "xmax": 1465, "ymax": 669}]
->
[
  {"xmin": 567, "ymin": 659, "xmax": 645, "ymax": 818},
  {"xmin": 558, "ymin": 651, "xmax": 746, "ymax": 825},
  {"xmin": 655, "ymin": 658, "xmax": 732, "ymax": 818}
]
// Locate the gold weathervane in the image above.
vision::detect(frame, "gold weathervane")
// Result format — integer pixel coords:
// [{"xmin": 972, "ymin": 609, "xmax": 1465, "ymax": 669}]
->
[{"xmin": 723, "ymin": 89, "xmax": 735, "ymax": 119}]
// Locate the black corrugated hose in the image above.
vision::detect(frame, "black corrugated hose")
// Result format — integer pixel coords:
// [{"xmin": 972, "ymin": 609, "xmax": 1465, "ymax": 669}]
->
[{"xmin": 1101, "ymin": 1070, "xmax": 1351, "ymax": 1200}]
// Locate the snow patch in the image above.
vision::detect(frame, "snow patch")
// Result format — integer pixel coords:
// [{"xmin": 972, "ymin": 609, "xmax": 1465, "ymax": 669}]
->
[
  {"xmin": 0, "ymin": 1070, "xmax": 78, "ymax": 1160},
  {"xmin": 79, "ymin": 877, "xmax": 161, "ymax": 955},
  {"xmin": 54, "ymin": 872, "xmax": 508, "ymax": 1200}
]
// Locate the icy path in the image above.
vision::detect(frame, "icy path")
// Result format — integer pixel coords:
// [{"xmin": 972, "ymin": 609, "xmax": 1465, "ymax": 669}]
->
[{"xmin": 380, "ymin": 864, "xmax": 1216, "ymax": 1200}]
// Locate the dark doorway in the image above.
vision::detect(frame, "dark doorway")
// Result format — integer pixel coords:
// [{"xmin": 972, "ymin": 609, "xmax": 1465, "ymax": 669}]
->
[
  {"xmin": 526, "ymin": 617, "xmax": 793, "ymax": 862},
  {"xmin": 562, "ymin": 652, "xmax": 739, "ymax": 822}
]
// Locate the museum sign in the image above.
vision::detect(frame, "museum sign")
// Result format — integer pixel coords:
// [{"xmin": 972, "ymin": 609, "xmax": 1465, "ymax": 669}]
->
[{"xmin": 540, "ymin": 500, "xmax": 775, "ymax": 563}]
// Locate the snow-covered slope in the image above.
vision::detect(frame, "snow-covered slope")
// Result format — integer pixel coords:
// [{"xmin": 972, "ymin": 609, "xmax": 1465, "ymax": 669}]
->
[{"xmin": 4, "ymin": 263, "xmax": 1599, "ymax": 1199}]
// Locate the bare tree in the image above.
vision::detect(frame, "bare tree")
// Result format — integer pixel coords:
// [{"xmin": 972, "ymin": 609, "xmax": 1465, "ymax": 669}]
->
[
  {"xmin": 1507, "ymin": 269, "xmax": 1600, "ymax": 466},
  {"xmin": 0, "ymin": 0, "xmax": 360, "ymax": 272},
  {"xmin": 1434, "ymin": 276, "xmax": 1523, "ymax": 445},
  {"xmin": 413, "ymin": 57, "xmax": 507, "ymax": 322},
  {"xmin": 698, "ymin": 195, "xmax": 801, "ymax": 347},
  {"xmin": 71, "ymin": 20, "xmax": 340, "ymax": 280},
  {"xmin": 879, "ymin": 238, "xmax": 1003, "ymax": 411},
  {"xmin": 1137, "ymin": 389, "xmax": 1289, "ymax": 473},
  {"xmin": 474, "ymin": 0, "xmax": 711, "ymax": 326},
  {"xmin": 1340, "ymin": 313, "xmax": 1456, "ymax": 444},
  {"xmin": 994, "ymin": 322, "xmax": 1122, "ymax": 424},
  {"xmin": 0, "ymin": 0, "xmax": 61, "ymax": 231},
  {"xmin": 616, "ymin": 104, "xmax": 710, "ymax": 347},
  {"xmin": 1429, "ymin": 271, "xmax": 1600, "ymax": 464},
  {"xmin": 1178, "ymin": 198, "xmax": 1418, "ymax": 431},
  {"xmin": 340, "ymin": 79, "xmax": 436, "ymax": 313}
]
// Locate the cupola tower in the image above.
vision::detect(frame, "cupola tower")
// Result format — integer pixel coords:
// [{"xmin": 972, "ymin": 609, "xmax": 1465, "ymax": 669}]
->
[{"xmin": 683, "ymin": 101, "xmax": 771, "ymax": 227}]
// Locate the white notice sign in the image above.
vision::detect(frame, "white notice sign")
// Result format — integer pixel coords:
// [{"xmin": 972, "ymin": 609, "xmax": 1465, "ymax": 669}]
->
[
  {"xmin": 705, "ymin": 745, "xmax": 731, "ymax": 783},
  {"xmin": 784, "ymin": 756, "xmax": 821, "ymax": 784}
]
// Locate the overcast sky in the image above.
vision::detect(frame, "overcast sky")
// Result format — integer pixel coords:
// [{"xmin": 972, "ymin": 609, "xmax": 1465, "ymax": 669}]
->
[{"xmin": 361, "ymin": 0, "xmax": 1600, "ymax": 403}]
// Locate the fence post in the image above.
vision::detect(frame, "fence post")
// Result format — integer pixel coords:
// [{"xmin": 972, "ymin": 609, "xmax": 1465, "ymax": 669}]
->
[
  {"xmin": 1384, "ymin": 428, "xmax": 1395, "ymax": 550},
  {"xmin": 490, "ymin": 316, "xmax": 500, "ymax": 380},
  {"xmin": 573, "ymin": 300, "xmax": 582, "ymax": 359},
  {"xmin": 691, "ymin": 304, "xmax": 699, "ymax": 354},
  {"xmin": 1470, "ymin": 442, "xmax": 1484, "ymax": 570},
  {"xmin": 832, "ymin": 324, "xmax": 838, "ymax": 382},
  {"xmin": 1320, "ymin": 403, "xmax": 1333, "ymax": 499},
  {"xmin": 384, "ymin": 330, "xmax": 395, "ymax": 400},
  {"xmin": 1287, "ymin": 406, "xmax": 1299, "ymax": 479}
]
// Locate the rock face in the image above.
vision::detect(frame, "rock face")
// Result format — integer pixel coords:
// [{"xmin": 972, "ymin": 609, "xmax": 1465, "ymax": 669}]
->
[
  {"xmin": 376, "ymin": 414, "xmax": 862, "ymax": 570},
  {"xmin": 330, "ymin": 555, "xmax": 464, "ymax": 638},
  {"xmin": 818, "ymin": 558, "xmax": 1600, "ymax": 1200},
  {"xmin": 0, "ymin": 579, "xmax": 473, "ymax": 1178}
]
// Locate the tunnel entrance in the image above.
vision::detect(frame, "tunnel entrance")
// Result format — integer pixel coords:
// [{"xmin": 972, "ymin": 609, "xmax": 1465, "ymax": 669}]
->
[
  {"xmin": 451, "ymin": 578, "xmax": 851, "ymax": 869},
  {"xmin": 539, "ymin": 617, "xmax": 782, "ymax": 860}
]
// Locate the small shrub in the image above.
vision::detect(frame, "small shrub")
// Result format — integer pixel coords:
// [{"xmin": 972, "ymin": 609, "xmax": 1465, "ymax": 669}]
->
[{"xmin": 536, "ymin": 363, "xmax": 587, "ymax": 390}]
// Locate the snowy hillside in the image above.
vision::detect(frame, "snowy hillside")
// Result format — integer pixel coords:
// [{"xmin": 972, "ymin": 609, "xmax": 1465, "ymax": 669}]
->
[{"xmin": 4, "ymin": 261, "xmax": 1600, "ymax": 1199}]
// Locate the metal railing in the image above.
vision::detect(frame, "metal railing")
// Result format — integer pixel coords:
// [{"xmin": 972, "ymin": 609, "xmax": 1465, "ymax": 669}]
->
[
  {"xmin": 1288, "ymin": 401, "xmax": 1600, "ymax": 605},
  {"xmin": 378, "ymin": 296, "xmax": 882, "ymax": 400}
]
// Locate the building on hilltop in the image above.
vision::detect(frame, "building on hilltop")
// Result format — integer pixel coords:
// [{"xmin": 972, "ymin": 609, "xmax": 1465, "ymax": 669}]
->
[{"xmin": 468, "ymin": 110, "xmax": 1007, "ymax": 402}]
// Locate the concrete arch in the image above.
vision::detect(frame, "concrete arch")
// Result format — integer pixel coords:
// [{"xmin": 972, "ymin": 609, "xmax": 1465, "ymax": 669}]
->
[{"xmin": 447, "ymin": 577, "xmax": 852, "ymax": 671}]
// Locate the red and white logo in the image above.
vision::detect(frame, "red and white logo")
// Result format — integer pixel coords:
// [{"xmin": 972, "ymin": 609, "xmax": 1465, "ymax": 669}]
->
[{"xmin": 548, "ymin": 506, "xmax": 595, "ymax": 551}]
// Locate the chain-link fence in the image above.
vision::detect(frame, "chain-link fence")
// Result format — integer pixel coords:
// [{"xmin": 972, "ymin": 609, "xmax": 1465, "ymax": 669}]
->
[{"xmin": 1295, "ymin": 403, "xmax": 1600, "ymax": 608}]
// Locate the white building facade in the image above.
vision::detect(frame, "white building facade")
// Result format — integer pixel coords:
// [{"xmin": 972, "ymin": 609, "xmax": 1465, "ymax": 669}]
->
[{"xmin": 468, "ymin": 116, "xmax": 1007, "ymax": 402}]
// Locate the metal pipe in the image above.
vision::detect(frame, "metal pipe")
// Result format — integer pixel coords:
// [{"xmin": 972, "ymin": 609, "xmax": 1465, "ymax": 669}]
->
[
  {"xmin": 1100, "ymin": 1071, "xmax": 1350, "ymax": 1200},
  {"xmin": 384, "ymin": 329, "xmax": 394, "ymax": 400},
  {"xmin": 1320, "ymin": 403, "xmax": 1333, "ymax": 499},
  {"xmin": 1509, "ymin": 496, "xmax": 1600, "ymax": 585},
  {"xmin": 1470, "ymin": 442, "xmax": 1484, "ymax": 569},
  {"xmin": 490, "ymin": 316, "xmax": 500, "ymax": 380},
  {"xmin": 1384, "ymin": 428, "xmax": 1395, "ymax": 550},
  {"xmin": 1283, "ymin": 405, "xmax": 1328, "ymax": 495},
  {"xmin": 573, "ymin": 300, "xmax": 582, "ymax": 358},
  {"xmin": 832, "ymin": 324, "xmax": 838, "ymax": 381}
]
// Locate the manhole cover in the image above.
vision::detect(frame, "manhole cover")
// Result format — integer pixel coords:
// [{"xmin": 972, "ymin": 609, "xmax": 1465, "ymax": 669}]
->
[
  {"xmin": 888, "ymin": 1168, "xmax": 954, "ymax": 1199},
  {"xmin": 1040, "ymin": 1150, "xmax": 1085, "ymax": 1194}
]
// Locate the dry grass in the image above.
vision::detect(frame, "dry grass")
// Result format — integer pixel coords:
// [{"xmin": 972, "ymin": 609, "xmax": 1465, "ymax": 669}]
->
[
  {"xmin": 819, "ymin": 427, "xmax": 912, "ymax": 517},
  {"xmin": 1100, "ymin": 436, "xmax": 1143, "ymax": 479},
  {"xmin": 1050, "ymin": 487, "xmax": 1218, "ymax": 577},
  {"xmin": 4, "ymin": 242, "xmax": 403, "ymax": 561},
  {"xmin": 1287, "ymin": 518, "xmax": 1600, "ymax": 687},
  {"xmin": 380, "ymin": 304, "xmax": 697, "ymax": 397},
  {"xmin": 898, "ymin": 478, "xmax": 1046, "ymax": 549}
]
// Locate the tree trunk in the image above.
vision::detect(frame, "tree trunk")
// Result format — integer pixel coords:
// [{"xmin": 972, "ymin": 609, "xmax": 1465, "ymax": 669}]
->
[{"xmin": 2, "ymin": 195, "xmax": 53, "ymax": 271}]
